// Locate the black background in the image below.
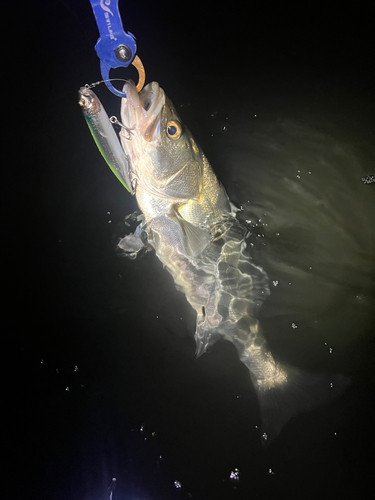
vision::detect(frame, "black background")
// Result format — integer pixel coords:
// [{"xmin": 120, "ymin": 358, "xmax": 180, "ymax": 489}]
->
[{"xmin": 6, "ymin": 1, "xmax": 375, "ymax": 499}]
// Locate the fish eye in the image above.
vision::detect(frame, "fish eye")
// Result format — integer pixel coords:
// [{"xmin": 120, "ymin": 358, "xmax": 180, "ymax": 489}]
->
[{"xmin": 166, "ymin": 120, "xmax": 182, "ymax": 140}]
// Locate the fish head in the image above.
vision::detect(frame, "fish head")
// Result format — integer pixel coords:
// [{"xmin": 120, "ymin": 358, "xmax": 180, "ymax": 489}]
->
[
  {"xmin": 120, "ymin": 82, "xmax": 203, "ymax": 200},
  {"xmin": 78, "ymin": 87, "xmax": 101, "ymax": 116}
]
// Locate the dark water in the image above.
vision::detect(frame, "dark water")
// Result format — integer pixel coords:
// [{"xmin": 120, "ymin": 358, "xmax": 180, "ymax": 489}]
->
[{"xmin": 8, "ymin": 1, "xmax": 375, "ymax": 499}]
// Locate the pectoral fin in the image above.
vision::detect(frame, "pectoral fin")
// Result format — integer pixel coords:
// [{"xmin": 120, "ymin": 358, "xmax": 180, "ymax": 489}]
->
[
  {"xmin": 169, "ymin": 208, "xmax": 210, "ymax": 257},
  {"xmin": 117, "ymin": 223, "xmax": 147, "ymax": 259}
]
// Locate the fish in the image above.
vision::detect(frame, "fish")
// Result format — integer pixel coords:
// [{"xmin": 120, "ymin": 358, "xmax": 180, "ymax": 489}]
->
[{"xmin": 113, "ymin": 82, "xmax": 347, "ymax": 441}]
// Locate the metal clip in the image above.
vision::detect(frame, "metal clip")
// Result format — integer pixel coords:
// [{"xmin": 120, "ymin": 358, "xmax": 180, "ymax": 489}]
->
[{"xmin": 89, "ymin": 0, "xmax": 145, "ymax": 97}]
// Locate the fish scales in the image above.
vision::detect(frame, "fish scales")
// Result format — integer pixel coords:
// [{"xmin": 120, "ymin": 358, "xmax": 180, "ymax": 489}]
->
[{"xmin": 114, "ymin": 82, "xmax": 347, "ymax": 440}]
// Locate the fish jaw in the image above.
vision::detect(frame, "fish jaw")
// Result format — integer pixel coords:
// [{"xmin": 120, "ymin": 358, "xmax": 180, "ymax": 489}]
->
[
  {"xmin": 120, "ymin": 82, "xmax": 165, "ymax": 143},
  {"xmin": 119, "ymin": 82, "xmax": 167, "ymax": 197}
]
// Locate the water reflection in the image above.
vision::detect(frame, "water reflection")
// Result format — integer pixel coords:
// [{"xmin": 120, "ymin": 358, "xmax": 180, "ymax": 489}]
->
[{"xmin": 222, "ymin": 118, "xmax": 375, "ymax": 363}]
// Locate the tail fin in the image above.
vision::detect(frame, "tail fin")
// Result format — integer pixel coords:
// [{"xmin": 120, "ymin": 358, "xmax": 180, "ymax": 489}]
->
[{"xmin": 254, "ymin": 366, "xmax": 350, "ymax": 443}]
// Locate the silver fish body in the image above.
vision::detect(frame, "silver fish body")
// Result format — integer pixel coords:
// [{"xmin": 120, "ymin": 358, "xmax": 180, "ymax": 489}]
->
[
  {"xmin": 117, "ymin": 82, "xmax": 346, "ymax": 439},
  {"xmin": 118, "ymin": 82, "xmax": 286, "ymax": 388}
]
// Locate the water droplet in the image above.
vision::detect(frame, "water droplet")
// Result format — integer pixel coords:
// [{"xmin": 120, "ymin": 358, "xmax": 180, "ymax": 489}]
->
[
  {"xmin": 174, "ymin": 480, "xmax": 182, "ymax": 489},
  {"xmin": 229, "ymin": 468, "xmax": 240, "ymax": 481},
  {"xmin": 268, "ymin": 468, "xmax": 275, "ymax": 475},
  {"xmin": 272, "ymin": 280, "xmax": 278, "ymax": 286},
  {"xmin": 291, "ymin": 323, "xmax": 297, "ymax": 329}
]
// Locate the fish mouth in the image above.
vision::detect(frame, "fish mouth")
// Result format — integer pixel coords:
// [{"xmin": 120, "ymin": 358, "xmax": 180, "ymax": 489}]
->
[{"xmin": 121, "ymin": 81, "xmax": 165, "ymax": 142}]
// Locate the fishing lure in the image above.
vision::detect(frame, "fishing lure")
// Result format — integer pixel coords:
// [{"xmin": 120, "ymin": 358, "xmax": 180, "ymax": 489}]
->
[{"xmin": 79, "ymin": 85, "xmax": 134, "ymax": 193}]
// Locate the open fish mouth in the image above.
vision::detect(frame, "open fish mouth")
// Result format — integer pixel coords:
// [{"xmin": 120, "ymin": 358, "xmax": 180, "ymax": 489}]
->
[{"xmin": 121, "ymin": 81, "xmax": 166, "ymax": 142}]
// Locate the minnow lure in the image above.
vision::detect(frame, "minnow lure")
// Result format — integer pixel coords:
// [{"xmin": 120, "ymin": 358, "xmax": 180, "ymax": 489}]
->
[{"xmin": 79, "ymin": 85, "xmax": 134, "ymax": 193}]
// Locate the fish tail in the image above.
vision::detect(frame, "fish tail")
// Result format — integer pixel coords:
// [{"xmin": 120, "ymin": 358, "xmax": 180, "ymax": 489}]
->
[{"xmin": 254, "ymin": 366, "xmax": 350, "ymax": 443}]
